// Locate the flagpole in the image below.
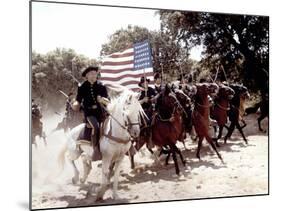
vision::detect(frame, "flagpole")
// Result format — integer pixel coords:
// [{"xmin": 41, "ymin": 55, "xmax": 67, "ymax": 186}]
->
[{"xmin": 143, "ymin": 68, "xmax": 147, "ymax": 97}]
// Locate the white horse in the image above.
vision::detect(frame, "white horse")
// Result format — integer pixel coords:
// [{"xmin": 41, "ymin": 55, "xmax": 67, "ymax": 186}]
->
[{"xmin": 57, "ymin": 86, "xmax": 146, "ymax": 200}]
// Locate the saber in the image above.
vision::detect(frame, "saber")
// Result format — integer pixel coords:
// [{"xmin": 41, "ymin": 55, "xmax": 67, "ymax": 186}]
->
[
  {"xmin": 58, "ymin": 90, "xmax": 69, "ymax": 99},
  {"xmin": 55, "ymin": 111, "xmax": 61, "ymax": 116}
]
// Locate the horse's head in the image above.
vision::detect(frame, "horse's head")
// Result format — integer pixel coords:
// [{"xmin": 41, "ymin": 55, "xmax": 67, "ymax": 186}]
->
[
  {"xmin": 174, "ymin": 89, "xmax": 191, "ymax": 108},
  {"xmin": 217, "ymin": 84, "xmax": 235, "ymax": 100},
  {"xmin": 230, "ymin": 84, "xmax": 250, "ymax": 99},
  {"xmin": 196, "ymin": 82, "xmax": 218, "ymax": 97},
  {"xmin": 123, "ymin": 91, "xmax": 144, "ymax": 138},
  {"xmin": 208, "ymin": 83, "xmax": 219, "ymax": 97},
  {"xmin": 183, "ymin": 84, "xmax": 197, "ymax": 98},
  {"xmin": 157, "ymin": 85, "xmax": 184, "ymax": 119}
]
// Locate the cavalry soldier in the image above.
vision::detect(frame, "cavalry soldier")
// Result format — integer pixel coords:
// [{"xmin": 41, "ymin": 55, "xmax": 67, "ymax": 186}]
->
[
  {"xmin": 139, "ymin": 76, "xmax": 156, "ymax": 119},
  {"xmin": 72, "ymin": 66, "xmax": 109, "ymax": 160},
  {"xmin": 32, "ymin": 99, "xmax": 43, "ymax": 131},
  {"xmin": 138, "ymin": 76, "xmax": 156, "ymax": 148},
  {"xmin": 32, "ymin": 99, "xmax": 42, "ymax": 119},
  {"xmin": 178, "ymin": 74, "xmax": 188, "ymax": 90},
  {"xmin": 154, "ymin": 72, "xmax": 163, "ymax": 94},
  {"xmin": 55, "ymin": 92, "xmax": 79, "ymax": 132}
]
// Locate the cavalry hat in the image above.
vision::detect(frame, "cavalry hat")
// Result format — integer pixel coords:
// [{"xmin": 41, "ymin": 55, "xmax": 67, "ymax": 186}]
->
[
  {"xmin": 154, "ymin": 72, "xmax": 162, "ymax": 80},
  {"xmin": 138, "ymin": 76, "xmax": 150, "ymax": 87},
  {"xmin": 82, "ymin": 66, "xmax": 99, "ymax": 77}
]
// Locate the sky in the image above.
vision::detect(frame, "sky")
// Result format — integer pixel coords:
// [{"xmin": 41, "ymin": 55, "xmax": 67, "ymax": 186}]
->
[{"xmin": 32, "ymin": 1, "xmax": 202, "ymax": 60}]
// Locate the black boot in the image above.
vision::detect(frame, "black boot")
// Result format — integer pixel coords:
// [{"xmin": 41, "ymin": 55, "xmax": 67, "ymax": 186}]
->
[{"xmin": 91, "ymin": 134, "xmax": 102, "ymax": 161}]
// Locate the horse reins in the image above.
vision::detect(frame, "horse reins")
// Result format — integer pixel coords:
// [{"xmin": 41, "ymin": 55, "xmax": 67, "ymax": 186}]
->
[
  {"xmin": 215, "ymin": 102, "xmax": 230, "ymax": 111},
  {"xmin": 103, "ymin": 118, "xmax": 132, "ymax": 144},
  {"xmin": 196, "ymin": 101, "xmax": 210, "ymax": 108},
  {"xmin": 100, "ymin": 103, "xmax": 140, "ymax": 144}
]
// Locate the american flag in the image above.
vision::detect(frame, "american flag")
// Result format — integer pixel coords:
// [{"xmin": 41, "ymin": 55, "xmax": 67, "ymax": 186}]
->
[{"xmin": 100, "ymin": 40, "xmax": 154, "ymax": 92}]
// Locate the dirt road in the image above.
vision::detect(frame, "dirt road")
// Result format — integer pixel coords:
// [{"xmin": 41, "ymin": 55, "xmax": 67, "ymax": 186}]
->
[{"xmin": 31, "ymin": 113, "xmax": 268, "ymax": 209}]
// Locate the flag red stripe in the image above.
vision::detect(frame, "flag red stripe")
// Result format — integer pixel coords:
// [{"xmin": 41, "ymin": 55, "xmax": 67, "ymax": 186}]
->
[
  {"xmin": 101, "ymin": 68, "xmax": 134, "ymax": 74},
  {"xmin": 101, "ymin": 42, "xmax": 153, "ymax": 91},
  {"xmin": 102, "ymin": 60, "xmax": 134, "ymax": 66},
  {"xmin": 109, "ymin": 52, "xmax": 134, "ymax": 58},
  {"xmin": 100, "ymin": 72, "xmax": 154, "ymax": 82}
]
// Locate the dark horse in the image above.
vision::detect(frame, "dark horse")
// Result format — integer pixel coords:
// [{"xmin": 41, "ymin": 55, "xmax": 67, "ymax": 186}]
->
[
  {"xmin": 192, "ymin": 83, "xmax": 223, "ymax": 162},
  {"xmin": 211, "ymin": 84, "xmax": 235, "ymax": 147},
  {"xmin": 245, "ymin": 92, "xmax": 269, "ymax": 132},
  {"xmin": 224, "ymin": 84, "xmax": 250, "ymax": 144},
  {"xmin": 151, "ymin": 85, "xmax": 187, "ymax": 175}
]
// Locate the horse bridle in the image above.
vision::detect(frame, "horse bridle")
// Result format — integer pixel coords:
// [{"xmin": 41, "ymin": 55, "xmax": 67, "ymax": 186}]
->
[
  {"xmin": 172, "ymin": 95, "xmax": 188, "ymax": 117},
  {"xmin": 158, "ymin": 93, "xmax": 186, "ymax": 121},
  {"xmin": 108, "ymin": 110, "xmax": 141, "ymax": 132},
  {"xmin": 125, "ymin": 114, "xmax": 141, "ymax": 130},
  {"xmin": 215, "ymin": 102, "xmax": 230, "ymax": 111},
  {"xmin": 100, "ymin": 103, "xmax": 141, "ymax": 141},
  {"xmin": 196, "ymin": 101, "xmax": 210, "ymax": 108}
]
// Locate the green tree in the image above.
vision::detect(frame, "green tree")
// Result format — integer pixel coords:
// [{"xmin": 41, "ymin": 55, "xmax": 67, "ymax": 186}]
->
[
  {"xmin": 32, "ymin": 48, "xmax": 98, "ymax": 110},
  {"xmin": 159, "ymin": 11, "xmax": 269, "ymax": 92}
]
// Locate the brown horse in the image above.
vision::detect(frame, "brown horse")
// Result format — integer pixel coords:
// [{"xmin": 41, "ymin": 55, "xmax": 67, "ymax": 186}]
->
[
  {"xmin": 192, "ymin": 83, "xmax": 223, "ymax": 161},
  {"xmin": 152, "ymin": 85, "xmax": 186, "ymax": 175},
  {"xmin": 129, "ymin": 88, "xmax": 190, "ymax": 172},
  {"xmin": 211, "ymin": 84, "xmax": 235, "ymax": 147}
]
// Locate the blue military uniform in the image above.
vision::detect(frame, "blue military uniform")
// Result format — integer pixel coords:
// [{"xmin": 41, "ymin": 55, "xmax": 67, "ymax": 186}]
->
[{"xmin": 76, "ymin": 80, "xmax": 108, "ymax": 145}]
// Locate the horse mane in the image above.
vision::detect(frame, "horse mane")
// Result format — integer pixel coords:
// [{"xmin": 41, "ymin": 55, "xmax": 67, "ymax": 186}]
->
[
  {"xmin": 106, "ymin": 85, "xmax": 147, "ymax": 121},
  {"xmin": 105, "ymin": 83, "xmax": 128, "ymax": 100},
  {"xmin": 107, "ymin": 88, "xmax": 131, "ymax": 113},
  {"xmin": 174, "ymin": 88, "xmax": 188, "ymax": 98}
]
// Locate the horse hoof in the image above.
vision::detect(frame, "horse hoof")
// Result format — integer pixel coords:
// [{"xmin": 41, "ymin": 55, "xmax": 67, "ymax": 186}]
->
[
  {"xmin": 86, "ymin": 190, "xmax": 92, "ymax": 198},
  {"xmin": 80, "ymin": 178, "xmax": 85, "ymax": 184}
]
